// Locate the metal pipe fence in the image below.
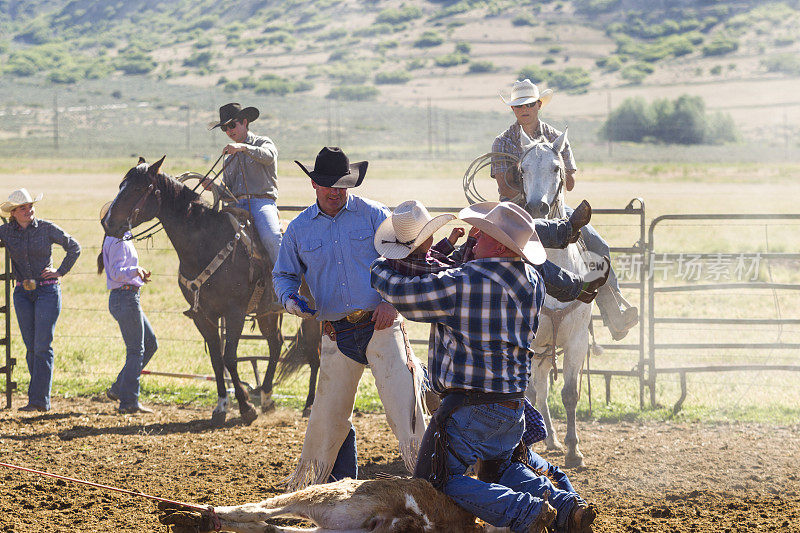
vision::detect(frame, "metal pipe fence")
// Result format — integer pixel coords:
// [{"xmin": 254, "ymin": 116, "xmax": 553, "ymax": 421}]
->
[{"xmin": 646, "ymin": 214, "xmax": 800, "ymax": 412}]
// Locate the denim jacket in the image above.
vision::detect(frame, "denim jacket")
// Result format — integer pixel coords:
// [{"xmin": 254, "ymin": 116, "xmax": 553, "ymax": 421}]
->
[{"xmin": 0, "ymin": 218, "xmax": 81, "ymax": 282}]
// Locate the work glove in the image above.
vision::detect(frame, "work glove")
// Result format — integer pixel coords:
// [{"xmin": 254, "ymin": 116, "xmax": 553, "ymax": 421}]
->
[{"xmin": 285, "ymin": 293, "xmax": 317, "ymax": 319}]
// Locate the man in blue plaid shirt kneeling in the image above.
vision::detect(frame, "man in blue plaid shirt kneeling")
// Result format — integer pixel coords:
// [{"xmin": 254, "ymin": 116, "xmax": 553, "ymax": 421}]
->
[{"xmin": 371, "ymin": 201, "xmax": 595, "ymax": 533}]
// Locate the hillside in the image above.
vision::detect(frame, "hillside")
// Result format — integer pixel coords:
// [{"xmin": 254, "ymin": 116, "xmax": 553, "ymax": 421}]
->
[{"xmin": 0, "ymin": 0, "xmax": 799, "ymax": 157}]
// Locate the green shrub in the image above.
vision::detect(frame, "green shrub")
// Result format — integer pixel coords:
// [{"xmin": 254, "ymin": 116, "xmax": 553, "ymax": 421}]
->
[
  {"xmin": 183, "ymin": 51, "xmax": 213, "ymax": 68},
  {"xmin": 414, "ymin": 31, "xmax": 444, "ymax": 48},
  {"xmin": 376, "ymin": 5, "xmax": 423, "ymax": 24},
  {"xmin": 434, "ymin": 53, "xmax": 469, "ymax": 67},
  {"xmin": 518, "ymin": 64, "xmax": 549, "ymax": 83},
  {"xmin": 548, "ymin": 45, "xmax": 563, "ymax": 54},
  {"xmin": 702, "ymin": 35, "xmax": 739, "ymax": 57},
  {"xmin": 548, "ymin": 67, "xmax": 591, "ymax": 93},
  {"xmin": 193, "ymin": 37, "xmax": 213, "ymax": 49},
  {"xmin": 353, "ymin": 23, "xmax": 394, "ymax": 37},
  {"xmin": 47, "ymin": 68, "xmax": 80, "ymax": 84},
  {"xmin": 620, "ymin": 64, "xmax": 647, "ymax": 84},
  {"xmin": 542, "ymin": 57, "xmax": 556, "ymax": 65},
  {"xmin": 327, "ymin": 85, "xmax": 379, "ymax": 101},
  {"xmin": 761, "ymin": 54, "xmax": 800, "ymax": 75},
  {"xmin": 317, "ymin": 29, "xmax": 348, "ymax": 41},
  {"xmin": 455, "ymin": 42, "xmax": 472, "ymax": 54},
  {"xmin": 512, "ymin": 14, "xmax": 536, "ymax": 26},
  {"xmin": 114, "ymin": 50, "xmax": 157, "ymax": 75},
  {"xmin": 407, "ymin": 58, "xmax": 427, "ymax": 70},
  {"xmin": 602, "ymin": 94, "xmax": 738, "ymax": 144},
  {"xmin": 468, "ymin": 60, "xmax": 495, "ymax": 73},
  {"xmin": 710, "ymin": 65, "xmax": 722, "ymax": 75},
  {"xmin": 775, "ymin": 36, "xmax": 795, "ymax": 47},
  {"xmin": 596, "ymin": 55, "xmax": 624, "ymax": 71},
  {"xmin": 374, "ymin": 70, "xmax": 411, "ymax": 84},
  {"xmin": 328, "ymin": 49, "xmax": 350, "ymax": 62},
  {"xmin": 375, "ymin": 40, "xmax": 398, "ymax": 53},
  {"xmin": 601, "ymin": 96, "xmax": 654, "ymax": 142},
  {"xmin": 574, "ymin": 0, "xmax": 621, "ymax": 15}
]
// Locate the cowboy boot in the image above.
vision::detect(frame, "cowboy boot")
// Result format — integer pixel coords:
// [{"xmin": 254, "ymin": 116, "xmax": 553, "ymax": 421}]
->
[
  {"xmin": 567, "ymin": 501, "xmax": 598, "ymax": 533},
  {"xmin": 594, "ymin": 284, "xmax": 638, "ymax": 340},
  {"xmin": 577, "ymin": 256, "xmax": 610, "ymax": 303},
  {"xmin": 567, "ymin": 200, "xmax": 592, "ymax": 244}
]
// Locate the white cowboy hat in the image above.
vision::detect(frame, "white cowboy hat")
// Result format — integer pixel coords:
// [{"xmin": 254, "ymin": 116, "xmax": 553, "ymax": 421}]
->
[
  {"xmin": 500, "ymin": 79, "xmax": 553, "ymax": 108},
  {"xmin": 458, "ymin": 201, "xmax": 547, "ymax": 265},
  {"xmin": 374, "ymin": 200, "xmax": 455, "ymax": 259},
  {"xmin": 99, "ymin": 201, "xmax": 112, "ymax": 221},
  {"xmin": 1, "ymin": 188, "xmax": 43, "ymax": 215}
]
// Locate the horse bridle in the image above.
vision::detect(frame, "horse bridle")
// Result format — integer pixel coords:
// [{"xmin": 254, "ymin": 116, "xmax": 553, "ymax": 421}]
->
[
  {"xmin": 126, "ymin": 171, "xmax": 162, "ymax": 229},
  {"xmin": 518, "ymin": 143, "xmax": 566, "ymax": 219}
]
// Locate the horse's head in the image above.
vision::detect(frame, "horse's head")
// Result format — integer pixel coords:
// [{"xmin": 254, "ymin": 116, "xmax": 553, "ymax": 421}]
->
[
  {"xmin": 519, "ymin": 129, "xmax": 568, "ymax": 219},
  {"xmin": 102, "ymin": 155, "xmax": 165, "ymax": 238}
]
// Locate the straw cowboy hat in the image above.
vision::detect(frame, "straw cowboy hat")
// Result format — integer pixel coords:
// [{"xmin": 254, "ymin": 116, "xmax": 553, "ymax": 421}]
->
[
  {"xmin": 295, "ymin": 146, "xmax": 368, "ymax": 189},
  {"xmin": 458, "ymin": 201, "xmax": 546, "ymax": 265},
  {"xmin": 1, "ymin": 188, "xmax": 43, "ymax": 215},
  {"xmin": 500, "ymin": 79, "xmax": 553, "ymax": 108},
  {"xmin": 208, "ymin": 102, "xmax": 260, "ymax": 130},
  {"xmin": 374, "ymin": 200, "xmax": 455, "ymax": 259},
  {"xmin": 99, "ymin": 201, "xmax": 112, "ymax": 221}
]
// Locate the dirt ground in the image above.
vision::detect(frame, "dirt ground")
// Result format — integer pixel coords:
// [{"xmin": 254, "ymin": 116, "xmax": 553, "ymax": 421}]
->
[{"xmin": 1, "ymin": 394, "xmax": 799, "ymax": 532}]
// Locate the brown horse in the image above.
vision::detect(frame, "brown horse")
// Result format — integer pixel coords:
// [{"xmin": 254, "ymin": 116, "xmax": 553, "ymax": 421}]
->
[{"xmin": 102, "ymin": 156, "xmax": 319, "ymax": 425}]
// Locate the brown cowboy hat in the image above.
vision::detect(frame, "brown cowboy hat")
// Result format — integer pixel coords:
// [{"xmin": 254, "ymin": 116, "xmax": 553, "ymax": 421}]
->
[
  {"xmin": 208, "ymin": 102, "xmax": 260, "ymax": 130},
  {"xmin": 295, "ymin": 147, "xmax": 368, "ymax": 188}
]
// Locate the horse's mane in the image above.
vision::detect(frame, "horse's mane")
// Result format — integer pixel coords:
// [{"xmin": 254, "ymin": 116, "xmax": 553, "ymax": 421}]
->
[{"xmin": 154, "ymin": 171, "xmax": 215, "ymax": 219}]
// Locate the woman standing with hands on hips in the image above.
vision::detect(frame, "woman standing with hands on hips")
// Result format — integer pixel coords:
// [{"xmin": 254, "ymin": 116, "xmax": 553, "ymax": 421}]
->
[
  {"xmin": 98, "ymin": 202, "xmax": 158, "ymax": 414},
  {"xmin": 0, "ymin": 188, "xmax": 81, "ymax": 412}
]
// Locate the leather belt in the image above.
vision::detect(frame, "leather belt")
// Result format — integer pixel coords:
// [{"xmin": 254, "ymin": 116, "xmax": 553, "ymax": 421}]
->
[
  {"xmin": 236, "ymin": 194, "xmax": 274, "ymax": 201},
  {"xmin": 324, "ymin": 310, "xmax": 374, "ymax": 341},
  {"xmin": 117, "ymin": 284, "xmax": 141, "ymax": 292},
  {"xmin": 17, "ymin": 279, "xmax": 60, "ymax": 290},
  {"xmin": 442, "ymin": 388, "xmax": 524, "ymax": 409}
]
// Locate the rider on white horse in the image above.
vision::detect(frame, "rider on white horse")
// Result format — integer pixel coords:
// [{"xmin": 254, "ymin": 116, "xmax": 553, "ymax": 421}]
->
[
  {"xmin": 273, "ymin": 147, "xmax": 427, "ymax": 490},
  {"xmin": 492, "ymin": 79, "xmax": 639, "ymax": 340}
]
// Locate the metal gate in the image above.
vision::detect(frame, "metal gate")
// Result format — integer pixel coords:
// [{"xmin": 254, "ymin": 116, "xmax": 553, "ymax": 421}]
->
[
  {"xmin": 0, "ymin": 218, "xmax": 15, "ymax": 408},
  {"xmin": 234, "ymin": 202, "xmax": 648, "ymax": 407},
  {"xmin": 647, "ymin": 214, "xmax": 800, "ymax": 412}
]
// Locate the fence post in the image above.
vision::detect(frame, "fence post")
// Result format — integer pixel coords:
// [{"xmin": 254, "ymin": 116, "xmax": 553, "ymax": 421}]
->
[{"xmin": 0, "ymin": 218, "xmax": 15, "ymax": 408}]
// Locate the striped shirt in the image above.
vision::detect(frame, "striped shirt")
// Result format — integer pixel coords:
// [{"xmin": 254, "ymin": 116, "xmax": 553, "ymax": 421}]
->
[{"xmin": 371, "ymin": 256, "xmax": 545, "ymax": 394}]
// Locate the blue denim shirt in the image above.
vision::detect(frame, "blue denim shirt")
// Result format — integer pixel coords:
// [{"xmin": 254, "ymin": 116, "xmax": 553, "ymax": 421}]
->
[
  {"xmin": 272, "ymin": 194, "xmax": 390, "ymax": 322},
  {"xmin": 0, "ymin": 218, "xmax": 81, "ymax": 282}
]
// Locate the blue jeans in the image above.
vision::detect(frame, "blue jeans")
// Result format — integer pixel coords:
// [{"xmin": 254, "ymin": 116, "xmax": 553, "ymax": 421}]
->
[
  {"xmin": 328, "ymin": 424, "xmax": 358, "ymax": 482},
  {"xmin": 108, "ymin": 289, "xmax": 158, "ymax": 410},
  {"xmin": 441, "ymin": 402, "xmax": 558, "ymax": 533},
  {"xmin": 236, "ymin": 198, "xmax": 282, "ymax": 264},
  {"xmin": 14, "ymin": 283, "xmax": 61, "ymax": 410},
  {"xmin": 564, "ymin": 206, "xmax": 619, "ymax": 292},
  {"xmin": 531, "ymin": 219, "xmax": 584, "ymax": 302}
]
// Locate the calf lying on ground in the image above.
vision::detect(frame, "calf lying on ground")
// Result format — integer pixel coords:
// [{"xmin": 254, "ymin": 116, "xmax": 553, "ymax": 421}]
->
[{"xmin": 159, "ymin": 477, "xmax": 556, "ymax": 533}]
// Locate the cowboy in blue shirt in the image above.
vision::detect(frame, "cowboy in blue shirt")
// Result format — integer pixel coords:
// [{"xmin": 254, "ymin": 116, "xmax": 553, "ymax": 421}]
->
[
  {"xmin": 273, "ymin": 147, "xmax": 427, "ymax": 490},
  {"xmin": 371, "ymin": 201, "xmax": 596, "ymax": 533}
]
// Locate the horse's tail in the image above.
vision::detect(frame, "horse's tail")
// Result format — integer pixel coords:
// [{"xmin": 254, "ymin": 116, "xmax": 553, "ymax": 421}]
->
[{"xmin": 276, "ymin": 318, "xmax": 321, "ymax": 383}]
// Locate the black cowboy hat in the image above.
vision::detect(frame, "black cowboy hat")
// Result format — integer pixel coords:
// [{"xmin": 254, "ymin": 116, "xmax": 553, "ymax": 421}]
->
[
  {"xmin": 208, "ymin": 102, "xmax": 260, "ymax": 130},
  {"xmin": 294, "ymin": 147, "xmax": 368, "ymax": 188}
]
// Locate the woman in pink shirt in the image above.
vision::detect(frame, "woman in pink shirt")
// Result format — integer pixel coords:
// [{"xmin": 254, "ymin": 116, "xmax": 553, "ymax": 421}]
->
[{"xmin": 97, "ymin": 203, "xmax": 158, "ymax": 414}]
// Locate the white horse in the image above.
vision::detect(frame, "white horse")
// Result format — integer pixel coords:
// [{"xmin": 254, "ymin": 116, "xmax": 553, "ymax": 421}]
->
[{"xmin": 518, "ymin": 129, "xmax": 594, "ymax": 468}]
